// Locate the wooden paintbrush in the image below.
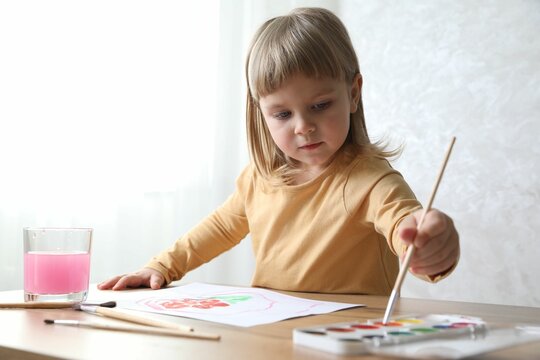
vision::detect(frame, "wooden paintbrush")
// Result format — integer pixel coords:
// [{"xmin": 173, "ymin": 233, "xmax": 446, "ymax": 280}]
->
[
  {"xmin": 44, "ymin": 319, "xmax": 220, "ymax": 340},
  {"xmin": 75, "ymin": 304, "xmax": 193, "ymax": 332},
  {"xmin": 0, "ymin": 301, "xmax": 116, "ymax": 309},
  {"xmin": 382, "ymin": 137, "xmax": 456, "ymax": 324}
]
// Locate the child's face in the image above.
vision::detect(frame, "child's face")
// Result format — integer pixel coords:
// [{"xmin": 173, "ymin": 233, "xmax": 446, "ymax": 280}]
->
[{"xmin": 259, "ymin": 73, "xmax": 360, "ymax": 175}]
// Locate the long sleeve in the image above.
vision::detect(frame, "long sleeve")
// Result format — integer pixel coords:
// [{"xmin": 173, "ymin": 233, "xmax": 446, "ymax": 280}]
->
[{"xmin": 353, "ymin": 159, "xmax": 456, "ymax": 283}]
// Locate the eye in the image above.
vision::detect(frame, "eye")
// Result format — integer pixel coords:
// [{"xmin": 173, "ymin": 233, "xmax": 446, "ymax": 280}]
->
[
  {"xmin": 312, "ymin": 101, "xmax": 331, "ymax": 112},
  {"xmin": 272, "ymin": 111, "xmax": 291, "ymax": 120}
]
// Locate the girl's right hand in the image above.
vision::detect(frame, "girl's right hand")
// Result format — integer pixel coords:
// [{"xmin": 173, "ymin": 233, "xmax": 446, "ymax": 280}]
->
[{"xmin": 97, "ymin": 268, "xmax": 165, "ymax": 291}]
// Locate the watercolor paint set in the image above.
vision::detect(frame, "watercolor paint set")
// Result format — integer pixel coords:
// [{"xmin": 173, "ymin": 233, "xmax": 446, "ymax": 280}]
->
[{"xmin": 293, "ymin": 314, "xmax": 540, "ymax": 359}]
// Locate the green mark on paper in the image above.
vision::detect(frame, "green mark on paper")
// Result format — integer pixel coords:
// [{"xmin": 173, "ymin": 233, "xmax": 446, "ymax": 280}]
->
[{"xmin": 212, "ymin": 295, "xmax": 252, "ymax": 304}]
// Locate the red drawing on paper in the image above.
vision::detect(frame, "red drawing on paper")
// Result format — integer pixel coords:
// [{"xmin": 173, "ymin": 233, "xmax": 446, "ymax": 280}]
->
[
  {"xmin": 138, "ymin": 294, "xmax": 260, "ymax": 314},
  {"xmin": 159, "ymin": 298, "xmax": 230, "ymax": 310}
]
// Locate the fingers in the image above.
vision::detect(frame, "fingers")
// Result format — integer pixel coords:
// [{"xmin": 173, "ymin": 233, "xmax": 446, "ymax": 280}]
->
[
  {"xmin": 97, "ymin": 275, "xmax": 125, "ymax": 290},
  {"xmin": 150, "ymin": 273, "xmax": 165, "ymax": 290},
  {"xmin": 98, "ymin": 269, "xmax": 165, "ymax": 291},
  {"xmin": 413, "ymin": 209, "xmax": 448, "ymax": 248},
  {"xmin": 399, "ymin": 209, "xmax": 460, "ymax": 277},
  {"xmin": 111, "ymin": 273, "xmax": 147, "ymax": 290},
  {"xmin": 398, "ymin": 215, "xmax": 418, "ymax": 246},
  {"xmin": 410, "ymin": 231, "xmax": 460, "ymax": 275},
  {"xmin": 400, "ymin": 209, "xmax": 448, "ymax": 247}
]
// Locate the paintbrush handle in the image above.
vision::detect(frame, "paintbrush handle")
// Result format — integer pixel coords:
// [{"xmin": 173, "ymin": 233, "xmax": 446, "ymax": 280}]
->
[
  {"xmin": 0, "ymin": 301, "xmax": 116, "ymax": 309},
  {"xmin": 398, "ymin": 136, "xmax": 456, "ymax": 288},
  {"xmin": 48, "ymin": 320, "xmax": 220, "ymax": 340},
  {"xmin": 383, "ymin": 136, "xmax": 456, "ymax": 323},
  {"xmin": 0, "ymin": 302, "xmax": 76, "ymax": 309},
  {"xmin": 96, "ymin": 323, "xmax": 219, "ymax": 340},
  {"xmin": 94, "ymin": 306, "xmax": 193, "ymax": 332},
  {"xmin": 393, "ymin": 244, "xmax": 416, "ymax": 292}
]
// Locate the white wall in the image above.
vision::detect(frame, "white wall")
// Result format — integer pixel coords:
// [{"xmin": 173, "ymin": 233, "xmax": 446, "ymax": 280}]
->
[{"xmin": 340, "ymin": 0, "xmax": 540, "ymax": 306}]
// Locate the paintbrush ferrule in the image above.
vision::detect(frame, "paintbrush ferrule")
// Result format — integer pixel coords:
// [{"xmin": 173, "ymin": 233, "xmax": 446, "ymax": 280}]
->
[
  {"xmin": 45, "ymin": 319, "xmax": 80, "ymax": 326},
  {"xmin": 79, "ymin": 304, "xmax": 98, "ymax": 313},
  {"xmin": 382, "ymin": 289, "xmax": 399, "ymax": 324}
]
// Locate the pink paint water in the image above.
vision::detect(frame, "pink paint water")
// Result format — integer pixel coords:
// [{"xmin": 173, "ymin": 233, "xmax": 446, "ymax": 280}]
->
[{"xmin": 24, "ymin": 252, "xmax": 90, "ymax": 294}]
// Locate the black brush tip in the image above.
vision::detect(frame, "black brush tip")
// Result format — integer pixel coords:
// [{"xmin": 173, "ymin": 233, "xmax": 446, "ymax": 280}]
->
[
  {"xmin": 100, "ymin": 301, "xmax": 117, "ymax": 308},
  {"xmin": 73, "ymin": 300, "xmax": 117, "ymax": 310},
  {"xmin": 44, "ymin": 319, "xmax": 54, "ymax": 324}
]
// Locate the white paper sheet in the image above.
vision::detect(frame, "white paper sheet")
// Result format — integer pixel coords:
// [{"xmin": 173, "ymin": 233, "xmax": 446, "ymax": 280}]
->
[{"xmin": 116, "ymin": 282, "xmax": 363, "ymax": 327}]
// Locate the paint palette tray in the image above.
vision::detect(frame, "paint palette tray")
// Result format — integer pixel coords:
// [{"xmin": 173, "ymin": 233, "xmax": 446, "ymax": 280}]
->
[{"xmin": 293, "ymin": 314, "xmax": 540, "ymax": 359}]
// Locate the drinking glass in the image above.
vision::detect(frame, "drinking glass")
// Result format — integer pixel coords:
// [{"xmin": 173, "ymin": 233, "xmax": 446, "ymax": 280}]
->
[{"xmin": 23, "ymin": 228, "xmax": 92, "ymax": 302}]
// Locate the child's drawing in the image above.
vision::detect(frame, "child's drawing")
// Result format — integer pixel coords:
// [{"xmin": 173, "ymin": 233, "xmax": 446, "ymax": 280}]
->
[
  {"xmin": 118, "ymin": 283, "xmax": 362, "ymax": 327},
  {"xmin": 138, "ymin": 291, "xmax": 274, "ymax": 315}
]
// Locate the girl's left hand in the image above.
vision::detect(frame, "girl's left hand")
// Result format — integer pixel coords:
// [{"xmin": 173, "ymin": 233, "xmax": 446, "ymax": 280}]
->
[{"xmin": 398, "ymin": 209, "xmax": 460, "ymax": 277}]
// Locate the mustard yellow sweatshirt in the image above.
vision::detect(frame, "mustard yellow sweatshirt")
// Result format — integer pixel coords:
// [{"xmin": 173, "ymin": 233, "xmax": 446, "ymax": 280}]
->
[{"xmin": 145, "ymin": 153, "xmax": 424, "ymax": 295}]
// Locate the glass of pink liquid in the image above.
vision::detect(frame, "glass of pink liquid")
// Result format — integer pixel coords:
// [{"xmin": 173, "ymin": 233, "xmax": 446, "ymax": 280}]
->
[{"xmin": 24, "ymin": 228, "xmax": 92, "ymax": 302}]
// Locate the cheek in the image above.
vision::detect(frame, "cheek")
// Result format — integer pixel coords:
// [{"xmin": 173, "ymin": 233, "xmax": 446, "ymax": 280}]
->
[
  {"xmin": 342, "ymin": 116, "xmax": 351, "ymax": 135},
  {"xmin": 264, "ymin": 120, "xmax": 291, "ymax": 148},
  {"xmin": 327, "ymin": 109, "xmax": 351, "ymax": 138}
]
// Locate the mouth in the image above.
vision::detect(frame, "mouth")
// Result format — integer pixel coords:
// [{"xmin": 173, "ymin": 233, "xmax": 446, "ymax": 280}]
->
[{"xmin": 299, "ymin": 142, "xmax": 322, "ymax": 150}]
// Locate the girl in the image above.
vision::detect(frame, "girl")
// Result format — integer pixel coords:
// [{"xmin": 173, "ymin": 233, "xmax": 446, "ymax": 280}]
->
[{"xmin": 99, "ymin": 7, "xmax": 459, "ymax": 295}]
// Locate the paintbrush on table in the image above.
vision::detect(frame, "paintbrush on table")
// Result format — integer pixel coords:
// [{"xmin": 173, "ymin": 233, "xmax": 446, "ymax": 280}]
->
[
  {"xmin": 382, "ymin": 137, "xmax": 456, "ymax": 324},
  {"xmin": 44, "ymin": 319, "xmax": 220, "ymax": 340},
  {"xmin": 75, "ymin": 304, "xmax": 193, "ymax": 332},
  {"xmin": 0, "ymin": 301, "xmax": 116, "ymax": 309}
]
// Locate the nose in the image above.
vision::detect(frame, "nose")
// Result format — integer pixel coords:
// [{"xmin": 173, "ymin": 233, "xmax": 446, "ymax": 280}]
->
[{"xmin": 294, "ymin": 114, "xmax": 315, "ymax": 135}]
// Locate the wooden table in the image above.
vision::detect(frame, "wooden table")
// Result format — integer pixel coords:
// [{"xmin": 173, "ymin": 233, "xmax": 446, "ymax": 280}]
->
[{"xmin": 1, "ymin": 284, "xmax": 539, "ymax": 359}]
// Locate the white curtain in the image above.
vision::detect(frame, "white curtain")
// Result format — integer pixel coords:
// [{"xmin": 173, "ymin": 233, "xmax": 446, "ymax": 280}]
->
[{"xmin": 0, "ymin": 0, "xmax": 339, "ymax": 291}]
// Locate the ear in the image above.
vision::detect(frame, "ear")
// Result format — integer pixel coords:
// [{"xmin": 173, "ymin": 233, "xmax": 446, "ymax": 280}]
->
[{"xmin": 349, "ymin": 73, "xmax": 362, "ymax": 113}]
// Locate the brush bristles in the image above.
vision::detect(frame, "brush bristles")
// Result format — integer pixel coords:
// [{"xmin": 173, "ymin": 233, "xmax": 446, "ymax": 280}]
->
[{"xmin": 99, "ymin": 301, "xmax": 116, "ymax": 308}]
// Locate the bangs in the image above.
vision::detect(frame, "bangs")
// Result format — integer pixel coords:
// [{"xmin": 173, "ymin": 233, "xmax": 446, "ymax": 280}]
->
[{"xmin": 248, "ymin": 15, "xmax": 355, "ymax": 100}]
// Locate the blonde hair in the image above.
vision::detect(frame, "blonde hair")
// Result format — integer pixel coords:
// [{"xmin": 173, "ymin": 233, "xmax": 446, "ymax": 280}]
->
[{"xmin": 246, "ymin": 7, "xmax": 397, "ymax": 184}]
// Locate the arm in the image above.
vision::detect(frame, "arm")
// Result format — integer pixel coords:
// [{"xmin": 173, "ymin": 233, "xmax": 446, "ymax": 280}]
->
[
  {"xmin": 144, "ymin": 195, "xmax": 249, "ymax": 285},
  {"xmin": 99, "ymin": 166, "xmax": 252, "ymax": 290},
  {"xmin": 368, "ymin": 173, "xmax": 460, "ymax": 281}
]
